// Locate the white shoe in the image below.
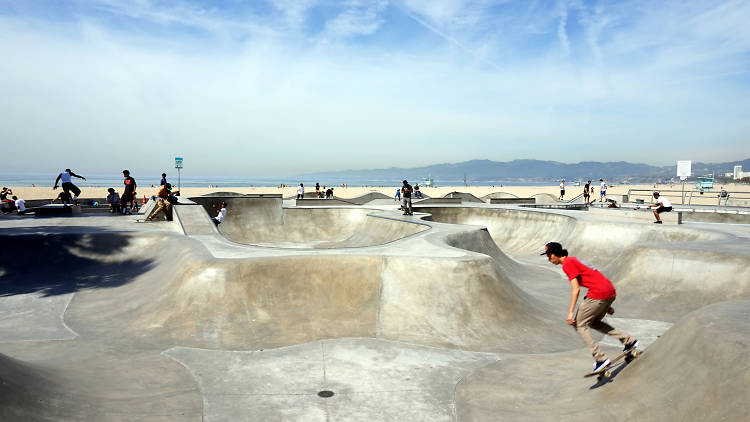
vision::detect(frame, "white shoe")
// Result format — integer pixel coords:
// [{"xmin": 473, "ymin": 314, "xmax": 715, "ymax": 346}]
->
[{"xmin": 593, "ymin": 359, "xmax": 610, "ymax": 372}]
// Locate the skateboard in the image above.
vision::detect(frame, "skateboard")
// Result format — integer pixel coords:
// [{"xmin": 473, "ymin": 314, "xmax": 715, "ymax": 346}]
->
[{"xmin": 584, "ymin": 347, "xmax": 640, "ymax": 380}]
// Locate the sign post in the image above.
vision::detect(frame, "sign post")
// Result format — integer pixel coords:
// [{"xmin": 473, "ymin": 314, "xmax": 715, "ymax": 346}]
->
[
  {"xmin": 677, "ymin": 160, "xmax": 691, "ymax": 204},
  {"xmin": 175, "ymin": 157, "xmax": 183, "ymax": 193}
]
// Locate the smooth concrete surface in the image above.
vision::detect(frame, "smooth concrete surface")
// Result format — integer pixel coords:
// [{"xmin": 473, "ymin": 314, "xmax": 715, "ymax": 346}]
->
[
  {"xmin": 1, "ymin": 198, "xmax": 748, "ymax": 421},
  {"xmin": 489, "ymin": 197, "xmax": 535, "ymax": 205},
  {"xmin": 588, "ymin": 206, "xmax": 682, "ymax": 224},
  {"xmin": 442, "ymin": 192, "xmax": 484, "ymax": 203}
]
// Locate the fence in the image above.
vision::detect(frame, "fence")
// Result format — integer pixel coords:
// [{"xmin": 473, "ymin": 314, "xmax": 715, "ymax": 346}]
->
[{"xmin": 626, "ymin": 189, "xmax": 750, "ymax": 206}]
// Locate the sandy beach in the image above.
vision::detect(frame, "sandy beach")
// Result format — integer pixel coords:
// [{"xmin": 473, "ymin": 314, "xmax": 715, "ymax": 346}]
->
[{"xmin": 5, "ymin": 182, "xmax": 749, "ymax": 206}]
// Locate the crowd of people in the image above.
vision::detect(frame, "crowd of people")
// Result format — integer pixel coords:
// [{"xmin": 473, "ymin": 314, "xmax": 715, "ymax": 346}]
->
[{"xmin": 1, "ymin": 171, "xmax": 676, "ymax": 225}]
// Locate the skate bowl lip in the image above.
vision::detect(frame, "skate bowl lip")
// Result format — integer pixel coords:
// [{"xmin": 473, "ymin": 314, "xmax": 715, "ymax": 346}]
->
[
  {"xmin": 177, "ymin": 200, "xmax": 434, "ymax": 251},
  {"xmin": 231, "ymin": 206, "xmax": 433, "ymax": 251}
]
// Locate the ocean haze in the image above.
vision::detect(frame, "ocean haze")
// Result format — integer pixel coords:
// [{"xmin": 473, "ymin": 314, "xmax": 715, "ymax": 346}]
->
[{"xmin": 3, "ymin": 156, "xmax": 747, "ymax": 187}]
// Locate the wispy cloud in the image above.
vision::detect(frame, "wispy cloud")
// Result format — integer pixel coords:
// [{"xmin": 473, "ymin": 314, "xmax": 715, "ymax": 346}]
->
[
  {"xmin": 556, "ymin": 1, "xmax": 570, "ymax": 56},
  {"xmin": 0, "ymin": 0, "xmax": 749, "ymax": 174}
]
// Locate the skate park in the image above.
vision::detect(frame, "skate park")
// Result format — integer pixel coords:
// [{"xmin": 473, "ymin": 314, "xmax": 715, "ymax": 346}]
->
[{"xmin": 1, "ymin": 193, "xmax": 749, "ymax": 421}]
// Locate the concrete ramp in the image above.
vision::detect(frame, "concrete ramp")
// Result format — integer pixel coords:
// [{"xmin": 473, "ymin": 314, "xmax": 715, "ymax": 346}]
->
[
  {"xmin": 417, "ymin": 206, "xmax": 748, "ymax": 320},
  {"xmin": 481, "ymin": 192, "xmax": 519, "ymax": 201},
  {"xmin": 455, "ymin": 300, "xmax": 750, "ymax": 421},
  {"xmin": 531, "ymin": 193, "xmax": 558, "ymax": 204},
  {"xmin": 1, "ymin": 201, "xmax": 748, "ymax": 420},
  {"xmin": 191, "ymin": 198, "xmax": 430, "ymax": 248}
]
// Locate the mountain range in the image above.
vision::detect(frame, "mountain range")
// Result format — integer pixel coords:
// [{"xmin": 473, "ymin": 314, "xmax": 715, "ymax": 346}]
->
[{"xmin": 299, "ymin": 157, "xmax": 750, "ymax": 183}]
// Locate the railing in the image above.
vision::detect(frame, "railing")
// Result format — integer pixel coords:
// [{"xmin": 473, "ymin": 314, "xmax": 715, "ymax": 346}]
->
[{"xmin": 626, "ymin": 189, "xmax": 750, "ymax": 206}]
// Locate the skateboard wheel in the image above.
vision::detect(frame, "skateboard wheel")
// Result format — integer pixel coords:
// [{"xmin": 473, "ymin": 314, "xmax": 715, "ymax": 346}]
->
[
  {"xmin": 604, "ymin": 370, "xmax": 612, "ymax": 378},
  {"xmin": 631, "ymin": 350, "xmax": 640, "ymax": 358}
]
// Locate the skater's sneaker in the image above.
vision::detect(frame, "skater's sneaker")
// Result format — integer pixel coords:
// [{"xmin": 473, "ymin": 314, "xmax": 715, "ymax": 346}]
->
[
  {"xmin": 623, "ymin": 340, "xmax": 639, "ymax": 353},
  {"xmin": 593, "ymin": 359, "xmax": 610, "ymax": 373},
  {"xmin": 653, "ymin": 221, "xmax": 662, "ymax": 224}
]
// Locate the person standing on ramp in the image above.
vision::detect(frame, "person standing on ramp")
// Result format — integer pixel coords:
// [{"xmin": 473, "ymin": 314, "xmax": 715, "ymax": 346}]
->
[
  {"xmin": 401, "ymin": 180, "xmax": 413, "ymax": 215},
  {"xmin": 542, "ymin": 242, "xmax": 638, "ymax": 373},
  {"xmin": 53, "ymin": 168, "xmax": 86, "ymax": 204},
  {"xmin": 121, "ymin": 170, "xmax": 137, "ymax": 215}
]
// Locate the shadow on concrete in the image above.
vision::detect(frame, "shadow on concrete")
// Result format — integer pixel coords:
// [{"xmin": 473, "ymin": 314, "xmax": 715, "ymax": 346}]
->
[
  {"xmin": 0, "ymin": 230, "xmax": 155, "ymax": 298},
  {"xmin": 588, "ymin": 359, "xmax": 631, "ymax": 390}
]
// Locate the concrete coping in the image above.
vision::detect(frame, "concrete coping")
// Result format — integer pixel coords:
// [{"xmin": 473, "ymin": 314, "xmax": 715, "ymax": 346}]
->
[{"xmin": 588, "ymin": 206, "xmax": 682, "ymax": 224}]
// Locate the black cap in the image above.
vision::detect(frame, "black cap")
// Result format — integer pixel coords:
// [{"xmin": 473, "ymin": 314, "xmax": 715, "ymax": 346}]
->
[{"xmin": 541, "ymin": 242, "xmax": 564, "ymax": 256}]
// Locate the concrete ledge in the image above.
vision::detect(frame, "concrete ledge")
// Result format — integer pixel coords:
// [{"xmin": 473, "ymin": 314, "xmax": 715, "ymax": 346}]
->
[
  {"xmin": 588, "ymin": 206, "xmax": 682, "ymax": 224},
  {"xmin": 32, "ymin": 204, "xmax": 81, "ymax": 217},
  {"xmin": 295, "ymin": 198, "xmax": 358, "ymax": 206},
  {"xmin": 681, "ymin": 211, "xmax": 750, "ymax": 224},
  {"xmin": 414, "ymin": 198, "xmax": 462, "ymax": 205},
  {"xmin": 490, "ymin": 198, "xmax": 535, "ymax": 205}
]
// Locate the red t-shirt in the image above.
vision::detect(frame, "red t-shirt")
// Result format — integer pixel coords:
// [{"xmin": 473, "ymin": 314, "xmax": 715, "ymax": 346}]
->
[{"xmin": 562, "ymin": 257, "xmax": 616, "ymax": 300}]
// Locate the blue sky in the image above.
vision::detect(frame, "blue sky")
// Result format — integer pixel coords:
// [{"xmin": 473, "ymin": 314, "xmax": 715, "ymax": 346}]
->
[{"xmin": 1, "ymin": 0, "xmax": 749, "ymax": 176}]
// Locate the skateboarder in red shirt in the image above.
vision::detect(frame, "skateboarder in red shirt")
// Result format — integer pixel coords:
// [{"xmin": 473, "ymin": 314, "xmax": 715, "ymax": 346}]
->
[{"xmin": 543, "ymin": 242, "xmax": 638, "ymax": 373}]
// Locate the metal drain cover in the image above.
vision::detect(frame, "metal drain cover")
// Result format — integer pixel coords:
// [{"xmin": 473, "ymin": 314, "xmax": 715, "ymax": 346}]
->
[{"xmin": 317, "ymin": 390, "xmax": 334, "ymax": 398}]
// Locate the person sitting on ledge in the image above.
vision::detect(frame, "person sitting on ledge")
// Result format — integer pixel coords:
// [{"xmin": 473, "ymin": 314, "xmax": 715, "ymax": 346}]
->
[
  {"xmin": 648, "ymin": 192, "xmax": 672, "ymax": 224},
  {"xmin": 106, "ymin": 188, "xmax": 120, "ymax": 214},
  {"xmin": 212, "ymin": 202, "xmax": 227, "ymax": 225},
  {"xmin": 13, "ymin": 196, "xmax": 27, "ymax": 215},
  {"xmin": 147, "ymin": 183, "xmax": 173, "ymax": 221},
  {"xmin": 51, "ymin": 190, "xmax": 73, "ymax": 206}
]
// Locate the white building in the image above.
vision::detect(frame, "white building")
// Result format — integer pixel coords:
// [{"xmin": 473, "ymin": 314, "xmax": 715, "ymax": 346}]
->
[{"xmin": 733, "ymin": 165, "xmax": 750, "ymax": 179}]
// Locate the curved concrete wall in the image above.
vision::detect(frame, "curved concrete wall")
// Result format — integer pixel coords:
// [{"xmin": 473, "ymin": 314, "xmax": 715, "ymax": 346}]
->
[{"xmin": 416, "ymin": 206, "xmax": 747, "ymax": 321}]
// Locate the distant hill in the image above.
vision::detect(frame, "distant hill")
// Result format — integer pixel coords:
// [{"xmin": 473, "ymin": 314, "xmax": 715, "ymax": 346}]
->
[{"xmin": 298, "ymin": 157, "xmax": 750, "ymax": 183}]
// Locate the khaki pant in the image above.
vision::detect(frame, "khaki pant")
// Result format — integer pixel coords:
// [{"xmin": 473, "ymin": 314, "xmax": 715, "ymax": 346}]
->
[
  {"xmin": 575, "ymin": 297, "xmax": 634, "ymax": 361},
  {"xmin": 402, "ymin": 197, "xmax": 412, "ymax": 214},
  {"xmin": 150, "ymin": 197, "xmax": 173, "ymax": 221}
]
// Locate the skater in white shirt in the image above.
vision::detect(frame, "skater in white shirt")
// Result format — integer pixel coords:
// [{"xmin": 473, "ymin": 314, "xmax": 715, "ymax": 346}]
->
[{"xmin": 648, "ymin": 192, "xmax": 672, "ymax": 224}]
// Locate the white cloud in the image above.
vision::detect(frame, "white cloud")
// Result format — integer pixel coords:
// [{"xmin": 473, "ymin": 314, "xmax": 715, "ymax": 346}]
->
[
  {"xmin": 0, "ymin": 1, "xmax": 749, "ymax": 175},
  {"xmin": 556, "ymin": 1, "xmax": 570, "ymax": 56},
  {"xmin": 322, "ymin": 0, "xmax": 389, "ymax": 39}
]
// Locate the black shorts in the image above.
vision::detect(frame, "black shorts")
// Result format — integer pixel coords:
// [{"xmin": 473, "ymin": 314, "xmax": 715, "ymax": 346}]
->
[
  {"xmin": 560, "ymin": 190, "xmax": 565, "ymax": 195},
  {"xmin": 121, "ymin": 192, "xmax": 134, "ymax": 204},
  {"xmin": 656, "ymin": 206, "xmax": 672, "ymax": 214},
  {"xmin": 62, "ymin": 182, "xmax": 81, "ymax": 196},
  {"xmin": 583, "ymin": 193, "xmax": 590, "ymax": 198}
]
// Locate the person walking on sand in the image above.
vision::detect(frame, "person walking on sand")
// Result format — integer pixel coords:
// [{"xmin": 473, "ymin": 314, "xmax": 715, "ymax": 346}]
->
[
  {"xmin": 54, "ymin": 168, "xmax": 86, "ymax": 204},
  {"xmin": 394, "ymin": 188, "xmax": 401, "ymax": 202},
  {"xmin": 599, "ymin": 179, "xmax": 607, "ymax": 203},
  {"xmin": 648, "ymin": 192, "xmax": 672, "ymax": 224},
  {"xmin": 297, "ymin": 183, "xmax": 304, "ymax": 200},
  {"xmin": 401, "ymin": 180, "xmax": 413, "ymax": 216},
  {"xmin": 583, "ymin": 180, "xmax": 591, "ymax": 205},
  {"xmin": 559, "ymin": 179, "xmax": 566, "ymax": 201},
  {"xmin": 121, "ymin": 170, "xmax": 137, "ymax": 215},
  {"xmin": 160, "ymin": 173, "xmax": 167, "ymax": 186},
  {"xmin": 542, "ymin": 242, "xmax": 638, "ymax": 373}
]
